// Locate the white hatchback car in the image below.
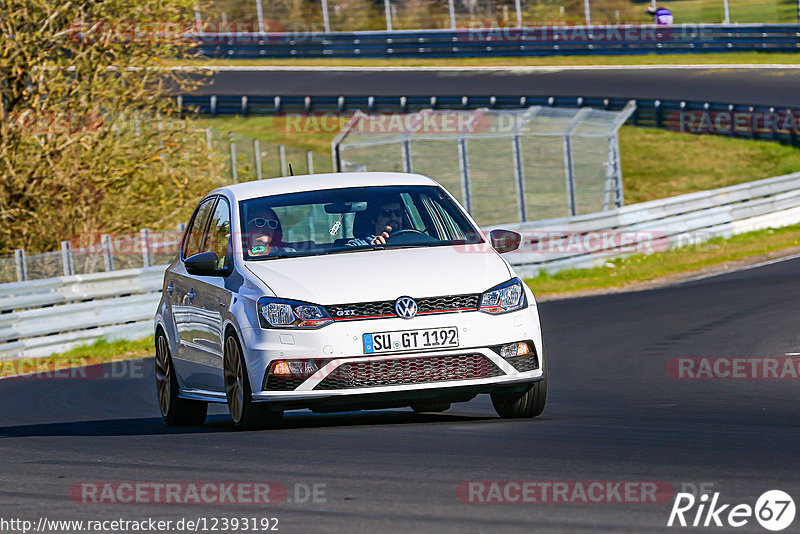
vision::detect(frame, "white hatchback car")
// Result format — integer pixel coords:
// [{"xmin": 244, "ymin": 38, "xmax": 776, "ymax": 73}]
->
[{"xmin": 154, "ymin": 172, "xmax": 546, "ymax": 429}]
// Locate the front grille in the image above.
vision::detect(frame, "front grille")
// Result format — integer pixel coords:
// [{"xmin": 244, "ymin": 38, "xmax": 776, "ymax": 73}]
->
[
  {"xmin": 327, "ymin": 293, "xmax": 480, "ymax": 321},
  {"xmin": 508, "ymin": 354, "xmax": 540, "ymax": 373},
  {"xmin": 314, "ymin": 353, "xmax": 503, "ymax": 390}
]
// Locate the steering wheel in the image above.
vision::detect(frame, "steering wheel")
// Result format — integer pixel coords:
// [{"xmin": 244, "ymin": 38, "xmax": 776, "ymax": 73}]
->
[{"xmin": 385, "ymin": 229, "xmax": 437, "ymax": 244}]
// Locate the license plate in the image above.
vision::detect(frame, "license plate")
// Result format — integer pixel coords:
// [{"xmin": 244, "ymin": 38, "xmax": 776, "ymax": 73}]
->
[{"xmin": 363, "ymin": 327, "xmax": 459, "ymax": 354}]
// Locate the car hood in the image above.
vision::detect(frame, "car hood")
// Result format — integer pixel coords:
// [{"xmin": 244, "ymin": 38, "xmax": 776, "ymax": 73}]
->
[{"xmin": 244, "ymin": 245, "xmax": 513, "ymax": 304}]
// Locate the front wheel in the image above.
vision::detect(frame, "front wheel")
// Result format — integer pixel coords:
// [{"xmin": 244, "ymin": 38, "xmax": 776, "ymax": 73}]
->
[
  {"xmin": 224, "ymin": 333, "xmax": 283, "ymax": 430},
  {"xmin": 491, "ymin": 376, "xmax": 547, "ymax": 419},
  {"xmin": 155, "ymin": 332, "xmax": 208, "ymax": 426}
]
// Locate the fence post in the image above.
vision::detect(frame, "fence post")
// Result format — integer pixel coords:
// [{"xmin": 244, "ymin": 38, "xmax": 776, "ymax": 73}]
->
[
  {"xmin": 723, "ymin": 0, "xmax": 730, "ymax": 23},
  {"xmin": 255, "ymin": 0, "xmax": 265, "ymax": 33},
  {"xmin": 61, "ymin": 241, "xmax": 74, "ymax": 276},
  {"xmin": 205, "ymin": 128, "xmax": 212, "ymax": 150},
  {"xmin": 141, "ymin": 228, "xmax": 152, "ymax": 268},
  {"xmin": 514, "ymin": 0, "xmax": 523, "ymax": 28},
  {"xmin": 279, "ymin": 145, "xmax": 288, "ymax": 176},
  {"xmin": 583, "ymin": 0, "xmax": 591, "ymax": 26},
  {"xmin": 511, "ymin": 134, "xmax": 527, "ymax": 222},
  {"xmin": 306, "ymin": 150, "xmax": 315, "ymax": 174},
  {"xmin": 228, "ymin": 132, "xmax": 238, "ymax": 183},
  {"xmin": 563, "ymin": 135, "xmax": 577, "ymax": 217},
  {"xmin": 448, "ymin": 0, "xmax": 456, "ymax": 30},
  {"xmin": 457, "ymin": 137, "xmax": 472, "ymax": 214},
  {"xmin": 401, "ymin": 139, "xmax": 412, "ymax": 173},
  {"xmin": 613, "ymin": 135, "xmax": 625, "ymax": 207},
  {"xmin": 101, "ymin": 234, "xmax": 115, "ymax": 271},
  {"xmin": 254, "ymin": 139, "xmax": 263, "ymax": 180},
  {"xmin": 14, "ymin": 249, "xmax": 27, "ymax": 282},
  {"xmin": 321, "ymin": 0, "xmax": 331, "ymax": 32},
  {"xmin": 383, "ymin": 0, "xmax": 393, "ymax": 31}
]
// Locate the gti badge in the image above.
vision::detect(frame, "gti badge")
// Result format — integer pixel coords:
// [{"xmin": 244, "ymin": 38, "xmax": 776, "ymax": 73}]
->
[{"xmin": 395, "ymin": 296, "xmax": 418, "ymax": 319}]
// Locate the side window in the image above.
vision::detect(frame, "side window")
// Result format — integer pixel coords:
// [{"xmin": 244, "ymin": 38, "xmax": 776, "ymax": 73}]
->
[
  {"xmin": 204, "ymin": 197, "xmax": 232, "ymax": 269},
  {"xmin": 182, "ymin": 197, "xmax": 216, "ymax": 259}
]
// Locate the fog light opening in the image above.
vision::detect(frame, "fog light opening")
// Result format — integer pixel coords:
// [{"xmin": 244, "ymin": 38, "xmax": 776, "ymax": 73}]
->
[
  {"xmin": 270, "ymin": 359, "xmax": 319, "ymax": 377},
  {"xmin": 500, "ymin": 342, "xmax": 531, "ymax": 359}
]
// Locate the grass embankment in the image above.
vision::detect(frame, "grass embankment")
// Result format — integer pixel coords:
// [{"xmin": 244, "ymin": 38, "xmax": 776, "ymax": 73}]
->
[
  {"xmin": 0, "ymin": 337, "xmax": 153, "ymax": 378},
  {"xmin": 172, "ymin": 52, "xmax": 800, "ymax": 68},
  {"xmin": 527, "ymin": 225, "xmax": 800, "ymax": 298}
]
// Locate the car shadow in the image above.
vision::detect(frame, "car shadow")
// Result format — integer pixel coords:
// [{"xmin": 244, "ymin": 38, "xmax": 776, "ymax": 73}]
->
[{"xmin": 0, "ymin": 410, "xmax": 497, "ymax": 438}]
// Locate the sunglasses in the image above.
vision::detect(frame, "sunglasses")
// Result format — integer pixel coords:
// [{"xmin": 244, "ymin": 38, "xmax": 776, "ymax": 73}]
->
[
  {"xmin": 379, "ymin": 208, "xmax": 404, "ymax": 218},
  {"xmin": 249, "ymin": 218, "xmax": 279, "ymax": 230}
]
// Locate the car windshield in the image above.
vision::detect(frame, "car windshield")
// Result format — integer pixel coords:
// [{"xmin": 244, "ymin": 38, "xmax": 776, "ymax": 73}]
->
[{"xmin": 239, "ymin": 185, "xmax": 483, "ymax": 260}]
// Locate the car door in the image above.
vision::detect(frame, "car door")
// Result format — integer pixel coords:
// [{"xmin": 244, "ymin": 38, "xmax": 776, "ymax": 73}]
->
[
  {"xmin": 171, "ymin": 196, "xmax": 216, "ymax": 389},
  {"xmin": 178, "ymin": 196, "xmax": 234, "ymax": 393}
]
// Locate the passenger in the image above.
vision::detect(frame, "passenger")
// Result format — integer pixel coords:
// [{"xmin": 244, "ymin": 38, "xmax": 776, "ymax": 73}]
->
[{"xmin": 246, "ymin": 207, "xmax": 294, "ymax": 256}]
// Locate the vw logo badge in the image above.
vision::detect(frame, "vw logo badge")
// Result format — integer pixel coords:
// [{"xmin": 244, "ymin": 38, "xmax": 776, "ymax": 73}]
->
[{"xmin": 395, "ymin": 296, "xmax": 418, "ymax": 319}]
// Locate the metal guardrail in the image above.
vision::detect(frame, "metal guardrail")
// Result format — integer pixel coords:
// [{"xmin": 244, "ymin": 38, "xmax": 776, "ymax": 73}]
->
[
  {"xmin": 179, "ymin": 94, "xmax": 800, "ymax": 148},
  {"xmin": 195, "ymin": 24, "xmax": 800, "ymax": 58},
  {"xmin": 497, "ymin": 170, "xmax": 800, "ymax": 277},
  {"xmin": 4, "ymin": 170, "xmax": 800, "ymax": 360}
]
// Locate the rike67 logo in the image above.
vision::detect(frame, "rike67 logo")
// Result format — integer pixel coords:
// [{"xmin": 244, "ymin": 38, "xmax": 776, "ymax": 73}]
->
[{"xmin": 668, "ymin": 490, "xmax": 795, "ymax": 531}]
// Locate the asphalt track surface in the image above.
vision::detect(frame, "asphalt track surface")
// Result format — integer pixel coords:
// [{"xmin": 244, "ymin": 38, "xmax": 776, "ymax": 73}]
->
[
  {"xmin": 2, "ymin": 256, "xmax": 799, "ymax": 533},
  {"xmin": 195, "ymin": 66, "xmax": 800, "ymax": 108}
]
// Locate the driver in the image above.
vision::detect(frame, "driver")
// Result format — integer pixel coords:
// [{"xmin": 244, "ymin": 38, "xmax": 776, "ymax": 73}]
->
[
  {"xmin": 347, "ymin": 197, "xmax": 406, "ymax": 246},
  {"xmin": 246, "ymin": 207, "xmax": 294, "ymax": 256}
]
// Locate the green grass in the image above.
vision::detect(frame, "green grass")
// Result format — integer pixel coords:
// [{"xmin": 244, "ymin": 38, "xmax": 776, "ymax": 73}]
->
[
  {"xmin": 526, "ymin": 224, "xmax": 800, "ymax": 297},
  {"xmin": 0, "ymin": 336, "xmax": 153, "ymax": 378},
  {"xmin": 667, "ymin": 0, "xmax": 797, "ymax": 23},
  {"xmin": 172, "ymin": 51, "xmax": 800, "ymax": 68}
]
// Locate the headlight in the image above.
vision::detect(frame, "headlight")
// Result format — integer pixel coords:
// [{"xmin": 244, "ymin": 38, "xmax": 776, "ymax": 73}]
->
[
  {"xmin": 479, "ymin": 278, "xmax": 527, "ymax": 315},
  {"xmin": 257, "ymin": 297, "xmax": 333, "ymax": 329}
]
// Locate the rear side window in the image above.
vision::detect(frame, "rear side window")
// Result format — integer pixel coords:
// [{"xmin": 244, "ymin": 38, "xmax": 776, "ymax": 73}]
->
[{"xmin": 182, "ymin": 197, "xmax": 216, "ymax": 259}]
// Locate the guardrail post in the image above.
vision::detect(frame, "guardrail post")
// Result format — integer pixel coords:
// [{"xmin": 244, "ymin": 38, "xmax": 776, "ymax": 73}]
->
[
  {"xmin": 14, "ymin": 249, "xmax": 27, "ymax": 282},
  {"xmin": 654, "ymin": 100, "xmax": 662, "ymax": 128},
  {"xmin": 306, "ymin": 150, "xmax": 314, "ymax": 174},
  {"xmin": 141, "ymin": 229, "xmax": 152, "ymax": 268},
  {"xmin": 210, "ymin": 95, "xmax": 217, "ymax": 117},
  {"xmin": 254, "ymin": 139, "xmax": 263, "ymax": 180},
  {"xmin": 241, "ymin": 95, "xmax": 248, "ymax": 116},
  {"xmin": 228, "ymin": 132, "xmax": 238, "ymax": 183},
  {"xmin": 512, "ymin": 134, "xmax": 528, "ymax": 222},
  {"xmin": 279, "ymin": 145, "xmax": 288, "ymax": 176},
  {"xmin": 457, "ymin": 137, "xmax": 473, "ymax": 214},
  {"xmin": 61, "ymin": 241, "xmax": 74, "ymax": 276},
  {"xmin": 101, "ymin": 234, "xmax": 114, "ymax": 271}
]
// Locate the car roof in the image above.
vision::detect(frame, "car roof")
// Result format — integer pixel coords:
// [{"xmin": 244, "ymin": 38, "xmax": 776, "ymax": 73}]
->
[{"xmin": 212, "ymin": 172, "xmax": 439, "ymax": 202}]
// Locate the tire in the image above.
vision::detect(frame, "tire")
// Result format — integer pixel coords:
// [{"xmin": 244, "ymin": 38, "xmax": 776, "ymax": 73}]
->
[
  {"xmin": 155, "ymin": 331, "xmax": 208, "ymax": 426},
  {"xmin": 491, "ymin": 375, "xmax": 547, "ymax": 419},
  {"xmin": 411, "ymin": 402, "xmax": 451, "ymax": 413},
  {"xmin": 223, "ymin": 333, "xmax": 283, "ymax": 430}
]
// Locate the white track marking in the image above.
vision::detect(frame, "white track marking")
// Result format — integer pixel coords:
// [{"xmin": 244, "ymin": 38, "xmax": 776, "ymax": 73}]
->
[
  {"xmin": 171, "ymin": 64, "xmax": 800, "ymax": 73},
  {"xmin": 672, "ymin": 252, "xmax": 800, "ymax": 286}
]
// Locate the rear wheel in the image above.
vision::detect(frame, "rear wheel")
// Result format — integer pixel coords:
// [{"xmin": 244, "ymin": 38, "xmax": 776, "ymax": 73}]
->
[
  {"xmin": 491, "ymin": 375, "xmax": 547, "ymax": 419},
  {"xmin": 155, "ymin": 332, "xmax": 207, "ymax": 426},
  {"xmin": 224, "ymin": 333, "xmax": 283, "ymax": 430}
]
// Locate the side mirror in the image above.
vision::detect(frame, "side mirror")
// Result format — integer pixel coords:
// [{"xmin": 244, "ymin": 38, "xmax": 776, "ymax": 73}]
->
[
  {"xmin": 489, "ymin": 229, "xmax": 521, "ymax": 254},
  {"xmin": 185, "ymin": 251, "xmax": 222, "ymax": 276}
]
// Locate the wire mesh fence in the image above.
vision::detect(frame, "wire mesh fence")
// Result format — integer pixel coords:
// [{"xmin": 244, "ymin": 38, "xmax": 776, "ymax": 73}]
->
[
  {"xmin": 194, "ymin": 0, "xmax": 800, "ymax": 33},
  {"xmin": 334, "ymin": 104, "xmax": 635, "ymax": 226}
]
